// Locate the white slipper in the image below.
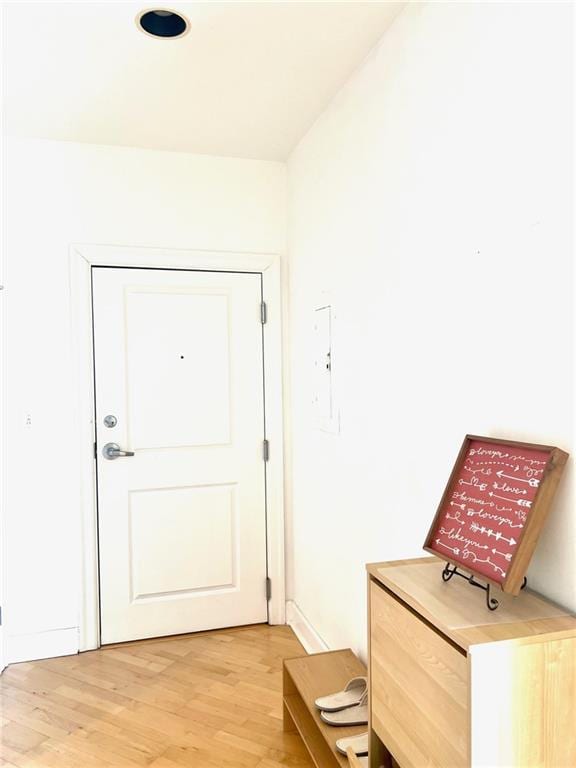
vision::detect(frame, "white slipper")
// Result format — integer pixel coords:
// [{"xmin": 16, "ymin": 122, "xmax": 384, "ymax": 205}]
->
[
  {"xmin": 314, "ymin": 676, "xmax": 367, "ymax": 712},
  {"xmin": 336, "ymin": 732, "xmax": 368, "ymax": 756},
  {"xmin": 320, "ymin": 694, "xmax": 368, "ymax": 727}
]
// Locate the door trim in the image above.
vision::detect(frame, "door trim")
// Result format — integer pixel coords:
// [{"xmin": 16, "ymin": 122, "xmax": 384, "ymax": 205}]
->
[{"xmin": 70, "ymin": 244, "xmax": 286, "ymax": 650}]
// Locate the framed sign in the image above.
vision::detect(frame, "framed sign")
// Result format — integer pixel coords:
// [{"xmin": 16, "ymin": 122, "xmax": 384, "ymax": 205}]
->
[{"xmin": 423, "ymin": 435, "xmax": 568, "ymax": 595}]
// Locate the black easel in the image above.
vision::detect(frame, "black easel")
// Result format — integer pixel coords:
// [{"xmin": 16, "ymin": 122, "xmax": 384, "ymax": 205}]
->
[{"xmin": 441, "ymin": 562, "xmax": 527, "ymax": 611}]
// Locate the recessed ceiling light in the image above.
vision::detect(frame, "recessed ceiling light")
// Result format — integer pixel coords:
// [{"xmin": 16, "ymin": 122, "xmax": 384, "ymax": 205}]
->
[{"xmin": 137, "ymin": 9, "xmax": 189, "ymax": 39}]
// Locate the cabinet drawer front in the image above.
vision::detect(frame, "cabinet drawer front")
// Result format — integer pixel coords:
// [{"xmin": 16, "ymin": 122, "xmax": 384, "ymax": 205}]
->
[{"xmin": 370, "ymin": 582, "xmax": 469, "ymax": 768}]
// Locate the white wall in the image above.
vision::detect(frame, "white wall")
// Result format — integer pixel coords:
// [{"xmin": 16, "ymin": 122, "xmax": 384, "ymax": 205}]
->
[
  {"xmin": 287, "ymin": 1, "xmax": 573, "ymax": 657},
  {"xmin": 4, "ymin": 137, "xmax": 286, "ymax": 662}
]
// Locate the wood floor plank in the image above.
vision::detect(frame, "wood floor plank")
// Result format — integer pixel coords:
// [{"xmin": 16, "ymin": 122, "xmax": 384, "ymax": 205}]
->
[
  {"xmin": 1, "ymin": 625, "xmax": 314, "ymax": 767},
  {"xmin": 1, "ymin": 722, "xmax": 49, "ymax": 754}
]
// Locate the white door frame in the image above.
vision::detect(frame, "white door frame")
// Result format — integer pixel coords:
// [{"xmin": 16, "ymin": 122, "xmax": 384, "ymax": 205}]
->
[{"xmin": 70, "ymin": 244, "xmax": 286, "ymax": 651}]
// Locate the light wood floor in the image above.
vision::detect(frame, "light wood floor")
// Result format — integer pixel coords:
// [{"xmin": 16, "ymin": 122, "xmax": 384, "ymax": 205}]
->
[{"xmin": 0, "ymin": 624, "xmax": 314, "ymax": 768}]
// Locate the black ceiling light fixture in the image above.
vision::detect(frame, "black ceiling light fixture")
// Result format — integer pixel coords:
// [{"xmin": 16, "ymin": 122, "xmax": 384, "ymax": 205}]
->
[{"xmin": 137, "ymin": 9, "xmax": 189, "ymax": 39}]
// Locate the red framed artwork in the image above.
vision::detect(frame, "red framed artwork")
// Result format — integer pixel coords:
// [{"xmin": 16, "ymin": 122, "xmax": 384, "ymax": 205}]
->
[{"xmin": 423, "ymin": 435, "xmax": 568, "ymax": 595}]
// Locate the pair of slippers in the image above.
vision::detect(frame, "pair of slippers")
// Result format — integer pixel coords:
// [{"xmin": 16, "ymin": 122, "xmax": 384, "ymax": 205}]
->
[{"xmin": 314, "ymin": 676, "xmax": 369, "ymax": 758}]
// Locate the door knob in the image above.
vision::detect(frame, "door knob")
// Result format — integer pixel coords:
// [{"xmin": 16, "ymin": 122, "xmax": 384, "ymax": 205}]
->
[{"xmin": 102, "ymin": 442, "xmax": 135, "ymax": 460}]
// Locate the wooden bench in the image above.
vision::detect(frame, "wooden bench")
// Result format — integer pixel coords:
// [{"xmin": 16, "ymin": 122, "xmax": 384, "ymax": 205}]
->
[{"xmin": 283, "ymin": 649, "xmax": 367, "ymax": 768}]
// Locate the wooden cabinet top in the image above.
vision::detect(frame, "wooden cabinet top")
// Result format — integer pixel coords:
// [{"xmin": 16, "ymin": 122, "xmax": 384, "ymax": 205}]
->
[{"xmin": 367, "ymin": 557, "xmax": 576, "ymax": 651}]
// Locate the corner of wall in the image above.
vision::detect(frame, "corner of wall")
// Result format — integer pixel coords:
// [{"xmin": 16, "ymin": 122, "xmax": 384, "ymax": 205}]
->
[{"xmin": 286, "ymin": 600, "xmax": 329, "ymax": 654}]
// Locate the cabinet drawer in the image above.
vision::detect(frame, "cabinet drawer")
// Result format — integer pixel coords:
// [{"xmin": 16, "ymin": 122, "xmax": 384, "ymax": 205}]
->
[{"xmin": 370, "ymin": 581, "xmax": 469, "ymax": 768}]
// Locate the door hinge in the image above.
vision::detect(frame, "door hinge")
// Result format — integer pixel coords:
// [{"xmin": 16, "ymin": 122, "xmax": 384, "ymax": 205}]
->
[
  {"xmin": 94, "ymin": 442, "xmax": 97, "ymax": 459},
  {"xmin": 262, "ymin": 439, "xmax": 269, "ymax": 462},
  {"xmin": 260, "ymin": 301, "xmax": 267, "ymax": 324},
  {"xmin": 266, "ymin": 577, "xmax": 272, "ymax": 601}
]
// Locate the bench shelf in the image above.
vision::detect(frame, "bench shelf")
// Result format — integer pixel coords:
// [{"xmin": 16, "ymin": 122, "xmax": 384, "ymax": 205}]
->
[{"xmin": 283, "ymin": 649, "xmax": 367, "ymax": 768}]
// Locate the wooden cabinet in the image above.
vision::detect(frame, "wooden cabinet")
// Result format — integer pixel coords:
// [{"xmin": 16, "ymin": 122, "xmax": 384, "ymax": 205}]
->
[{"xmin": 367, "ymin": 558, "xmax": 576, "ymax": 768}]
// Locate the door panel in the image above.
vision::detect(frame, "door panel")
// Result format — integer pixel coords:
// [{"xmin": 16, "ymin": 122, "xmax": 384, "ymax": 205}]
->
[
  {"xmin": 129, "ymin": 483, "xmax": 237, "ymax": 600},
  {"xmin": 92, "ymin": 267, "xmax": 267, "ymax": 644},
  {"xmin": 126, "ymin": 290, "xmax": 232, "ymax": 448}
]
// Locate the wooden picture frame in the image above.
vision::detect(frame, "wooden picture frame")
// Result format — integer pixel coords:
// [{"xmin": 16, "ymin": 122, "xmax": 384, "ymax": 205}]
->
[{"xmin": 423, "ymin": 435, "xmax": 568, "ymax": 595}]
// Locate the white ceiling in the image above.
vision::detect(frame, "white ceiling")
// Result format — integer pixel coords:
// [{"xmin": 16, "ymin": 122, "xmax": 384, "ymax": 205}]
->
[{"xmin": 3, "ymin": 1, "xmax": 405, "ymax": 160}]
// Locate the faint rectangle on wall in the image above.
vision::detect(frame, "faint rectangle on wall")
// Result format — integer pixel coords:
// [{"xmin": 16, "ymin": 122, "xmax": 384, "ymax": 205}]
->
[{"xmin": 313, "ymin": 302, "xmax": 339, "ymax": 434}]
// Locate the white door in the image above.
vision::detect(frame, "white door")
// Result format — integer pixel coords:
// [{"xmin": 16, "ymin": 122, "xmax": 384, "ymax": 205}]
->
[{"xmin": 92, "ymin": 267, "xmax": 268, "ymax": 644}]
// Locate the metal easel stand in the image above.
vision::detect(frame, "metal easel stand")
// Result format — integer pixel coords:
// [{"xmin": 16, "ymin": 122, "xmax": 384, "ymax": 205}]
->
[{"xmin": 441, "ymin": 562, "xmax": 527, "ymax": 611}]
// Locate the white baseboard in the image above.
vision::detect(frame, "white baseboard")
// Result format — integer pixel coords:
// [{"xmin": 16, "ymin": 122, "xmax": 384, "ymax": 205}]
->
[
  {"xmin": 286, "ymin": 600, "xmax": 329, "ymax": 654},
  {"xmin": 6, "ymin": 627, "xmax": 79, "ymax": 664}
]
